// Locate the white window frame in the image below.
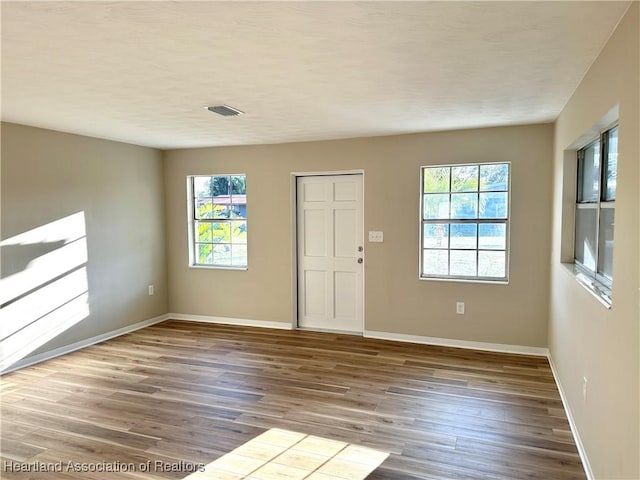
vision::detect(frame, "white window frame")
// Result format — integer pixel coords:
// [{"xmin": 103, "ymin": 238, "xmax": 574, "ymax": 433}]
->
[
  {"xmin": 187, "ymin": 174, "xmax": 248, "ymax": 270},
  {"xmin": 419, "ymin": 162, "xmax": 511, "ymax": 283},
  {"xmin": 573, "ymin": 124, "xmax": 617, "ymax": 305}
]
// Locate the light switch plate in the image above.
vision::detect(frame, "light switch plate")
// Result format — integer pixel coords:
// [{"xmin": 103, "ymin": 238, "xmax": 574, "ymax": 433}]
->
[{"xmin": 368, "ymin": 231, "xmax": 384, "ymax": 242}]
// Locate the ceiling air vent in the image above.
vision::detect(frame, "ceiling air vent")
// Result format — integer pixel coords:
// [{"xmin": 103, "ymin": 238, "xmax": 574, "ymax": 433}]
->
[{"xmin": 207, "ymin": 105, "xmax": 244, "ymax": 117}]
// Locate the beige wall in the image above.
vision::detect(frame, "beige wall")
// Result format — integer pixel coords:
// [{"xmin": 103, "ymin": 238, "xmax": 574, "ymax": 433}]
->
[
  {"xmin": 165, "ymin": 123, "xmax": 553, "ymax": 347},
  {"xmin": 1, "ymin": 123, "xmax": 168, "ymax": 369},
  {"xmin": 549, "ymin": 3, "xmax": 639, "ymax": 479}
]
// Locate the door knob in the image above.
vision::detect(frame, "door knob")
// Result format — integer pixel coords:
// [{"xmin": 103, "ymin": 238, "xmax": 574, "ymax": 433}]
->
[{"xmin": 357, "ymin": 258, "xmax": 363, "ymax": 264}]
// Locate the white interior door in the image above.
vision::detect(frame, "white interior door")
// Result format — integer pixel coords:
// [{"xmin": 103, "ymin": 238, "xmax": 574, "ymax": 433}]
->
[{"xmin": 297, "ymin": 174, "xmax": 363, "ymax": 333}]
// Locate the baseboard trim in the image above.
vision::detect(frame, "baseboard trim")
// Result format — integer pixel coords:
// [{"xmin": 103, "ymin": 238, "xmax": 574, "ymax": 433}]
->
[
  {"xmin": 169, "ymin": 313, "xmax": 293, "ymax": 330},
  {"xmin": 547, "ymin": 354, "xmax": 594, "ymax": 480},
  {"xmin": 1, "ymin": 313, "xmax": 170, "ymax": 375},
  {"xmin": 364, "ymin": 330, "xmax": 549, "ymax": 356}
]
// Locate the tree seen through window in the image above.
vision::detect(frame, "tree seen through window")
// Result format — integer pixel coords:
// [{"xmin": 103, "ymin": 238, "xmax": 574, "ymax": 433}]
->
[{"xmin": 192, "ymin": 174, "xmax": 247, "ymax": 267}]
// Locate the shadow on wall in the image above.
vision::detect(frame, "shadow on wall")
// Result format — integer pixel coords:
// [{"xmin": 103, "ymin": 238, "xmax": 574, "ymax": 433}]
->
[
  {"xmin": 0, "ymin": 212, "xmax": 90, "ymax": 371},
  {"xmin": 2, "ymin": 241, "xmax": 67, "ymax": 276}
]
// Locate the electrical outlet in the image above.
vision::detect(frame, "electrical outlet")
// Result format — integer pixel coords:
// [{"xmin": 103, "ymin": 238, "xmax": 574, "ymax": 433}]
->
[
  {"xmin": 456, "ymin": 302, "xmax": 465, "ymax": 314},
  {"xmin": 582, "ymin": 376, "xmax": 588, "ymax": 402},
  {"xmin": 368, "ymin": 231, "xmax": 384, "ymax": 242},
  {"xmin": 148, "ymin": 285, "xmax": 155, "ymax": 296}
]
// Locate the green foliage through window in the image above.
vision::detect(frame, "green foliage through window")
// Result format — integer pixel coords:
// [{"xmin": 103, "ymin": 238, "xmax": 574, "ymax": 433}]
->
[{"xmin": 191, "ymin": 174, "xmax": 247, "ymax": 267}]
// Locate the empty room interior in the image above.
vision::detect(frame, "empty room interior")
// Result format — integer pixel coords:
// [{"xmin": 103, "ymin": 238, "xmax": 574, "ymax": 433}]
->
[{"xmin": 1, "ymin": 2, "xmax": 639, "ymax": 480}]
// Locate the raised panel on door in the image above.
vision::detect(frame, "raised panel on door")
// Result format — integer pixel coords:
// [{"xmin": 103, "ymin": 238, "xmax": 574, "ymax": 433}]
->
[
  {"xmin": 333, "ymin": 181, "xmax": 358, "ymax": 201},
  {"xmin": 303, "ymin": 182, "xmax": 328, "ymax": 202},
  {"xmin": 334, "ymin": 270, "xmax": 357, "ymax": 319},
  {"xmin": 334, "ymin": 208, "xmax": 357, "ymax": 258},
  {"xmin": 303, "ymin": 209, "xmax": 327, "ymax": 257},
  {"xmin": 304, "ymin": 270, "xmax": 326, "ymax": 317}
]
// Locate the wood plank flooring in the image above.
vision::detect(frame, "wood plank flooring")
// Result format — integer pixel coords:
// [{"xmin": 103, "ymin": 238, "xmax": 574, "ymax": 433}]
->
[{"xmin": 0, "ymin": 321, "xmax": 586, "ymax": 479}]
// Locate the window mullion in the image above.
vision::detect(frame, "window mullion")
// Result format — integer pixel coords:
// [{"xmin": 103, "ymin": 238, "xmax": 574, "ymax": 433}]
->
[
  {"xmin": 447, "ymin": 206, "xmax": 451, "ymax": 276},
  {"xmin": 576, "ymin": 149, "xmax": 583, "ymax": 202},
  {"xmin": 448, "ymin": 166, "xmax": 452, "ymax": 277},
  {"xmin": 600, "ymin": 131, "xmax": 609, "ymax": 203},
  {"xmin": 593, "ymin": 133, "xmax": 606, "ymax": 279},
  {"xmin": 448, "ymin": 167, "xmax": 453, "ymax": 220},
  {"xmin": 475, "ymin": 205, "xmax": 480, "ymax": 274},
  {"xmin": 475, "ymin": 167, "xmax": 480, "ymax": 274},
  {"xmin": 423, "ymin": 219, "xmax": 506, "ymax": 224}
]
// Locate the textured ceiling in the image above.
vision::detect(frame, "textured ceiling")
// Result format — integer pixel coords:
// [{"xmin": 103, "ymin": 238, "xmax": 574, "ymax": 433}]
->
[{"xmin": 0, "ymin": 1, "xmax": 631, "ymax": 149}]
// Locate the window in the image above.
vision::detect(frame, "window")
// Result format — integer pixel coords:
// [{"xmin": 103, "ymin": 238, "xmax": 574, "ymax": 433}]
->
[
  {"xmin": 574, "ymin": 125, "xmax": 617, "ymax": 303},
  {"xmin": 189, "ymin": 174, "xmax": 247, "ymax": 268},
  {"xmin": 420, "ymin": 163, "xmax": 510, "ymax": 282}
]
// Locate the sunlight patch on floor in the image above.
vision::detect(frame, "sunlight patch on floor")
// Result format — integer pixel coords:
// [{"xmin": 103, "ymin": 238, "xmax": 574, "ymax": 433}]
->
[{"xmin": 184, "ymin": 428, "xmax": 389, "ymax": 480}]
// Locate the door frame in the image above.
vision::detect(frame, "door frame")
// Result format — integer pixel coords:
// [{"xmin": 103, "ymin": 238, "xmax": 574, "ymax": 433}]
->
[{"xmin": 290, "ymin": 170, "xmax": 365, "ymax": 331}]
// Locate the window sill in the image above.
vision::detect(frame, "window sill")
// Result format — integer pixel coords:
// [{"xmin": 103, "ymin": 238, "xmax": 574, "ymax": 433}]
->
[
  {"xmin": 419, "ymin": 276, "xmax": 509, "ymax": 285},
  {"xmin": 560, "ymin": 263, "xmax": 611, "ymax": 309},
  {"xmin": 189, "ymin": 264, "xmax": 248, "ymax": 271}
]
